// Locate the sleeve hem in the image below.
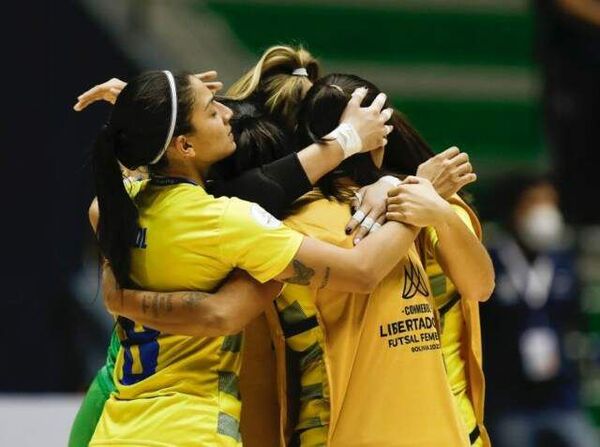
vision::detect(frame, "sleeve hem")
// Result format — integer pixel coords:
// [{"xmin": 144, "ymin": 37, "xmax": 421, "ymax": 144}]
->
[{"xmin": 252, "ymin": 233, "xmax": 304, "ymax": 284}]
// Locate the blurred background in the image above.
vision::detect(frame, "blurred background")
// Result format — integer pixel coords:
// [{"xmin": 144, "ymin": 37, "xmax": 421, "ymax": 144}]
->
[{"xmin": 4, "ymin": 0, "xmax": 600, "ymax": 445}]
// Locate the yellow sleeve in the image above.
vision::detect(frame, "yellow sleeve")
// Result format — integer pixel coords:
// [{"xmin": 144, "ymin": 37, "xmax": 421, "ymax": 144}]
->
[
  {"xmin": 426, "ymin": 204, "xmax": 476, "ymax": 250},
  {"xmin": 124, "ymin": 178, "xmax": 147, "ymax": 199},
  {"xmin": 218, "ymin": 198, "xmax": 304, "ymax": 283}
]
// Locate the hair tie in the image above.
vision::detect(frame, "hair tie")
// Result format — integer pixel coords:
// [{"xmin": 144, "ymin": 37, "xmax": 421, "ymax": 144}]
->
[
  {"xmin": 292, "ymin": 67, "xmax": 308, "ymax": 77},
  {"xmin": 149, "ymin": 70, "xmax": 178, "ymax": 165}
]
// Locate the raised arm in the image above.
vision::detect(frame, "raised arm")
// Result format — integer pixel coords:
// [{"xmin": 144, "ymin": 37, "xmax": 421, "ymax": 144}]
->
[
  {"xmin": 103, "ymin": 265, "xmax": 282, "ymax": 337},
  {"xmin": 386, "ymin": 177, "xmax": 495, "ymax": 302},
  {"xmin": 76, "ymin": 76, "xmax": 391, "ymax": 217},
  {"xmin": 431, "ymin": 205, "xmax": 495, "ymax": 302}
]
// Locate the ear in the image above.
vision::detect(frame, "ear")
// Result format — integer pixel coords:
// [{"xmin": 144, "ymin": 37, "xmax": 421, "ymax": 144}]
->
[{"xmin": 173, "ymin": 135, "xmax": 195, "ymax": 159}]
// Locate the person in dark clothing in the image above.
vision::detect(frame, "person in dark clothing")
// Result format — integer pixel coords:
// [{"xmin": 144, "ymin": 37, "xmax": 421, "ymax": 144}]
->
[{"xmin": 482, "ymin": 173, "xmax": 599, "ymax": 447}]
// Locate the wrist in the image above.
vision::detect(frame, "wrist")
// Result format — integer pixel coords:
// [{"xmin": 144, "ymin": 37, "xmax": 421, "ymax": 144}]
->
[
  {"xmin": 432, "ymin": 202, "xmax": 454, "ymax": 229},
  {"xmin": 328, "ymin": 123, "xmax": 362, "ymax": 159}
]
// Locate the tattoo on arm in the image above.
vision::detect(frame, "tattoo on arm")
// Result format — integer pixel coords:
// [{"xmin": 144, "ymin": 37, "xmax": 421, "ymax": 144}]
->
[
  {"xmin": 182, "ymin": 292, "xmax": 209, "ymax": 310},
  {"xmin": 138, "ymin": 291, "xmax": 209, "ymax": 317},
  {"xmin": 318, "ymin": 267, "xmax": 331, "ymax": 290},
  {"xmin": 141, "ymin": 292, "xmax": 173, "ymax": 318},
  {"xmin": 282, "ymin": 260, "xmax": 315, "ymax": 286}
]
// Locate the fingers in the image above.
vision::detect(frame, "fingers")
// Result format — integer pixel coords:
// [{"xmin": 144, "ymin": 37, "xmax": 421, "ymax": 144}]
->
[
  {"xmin": 448, "ymin": 151, "xmax": 469, "ymax": 167},
  {"xmin": 438, "ymin": 146, "xmax": 460, "ymax": 159},
  {"xmin": 456, "ymin": 173, "xmax": 477, "ymax": 190},
  {"xmin": 74, "ymin": 85, "xmax": 102, "ymax": 111},
  {"xmin": 74, "ymin": 82, "xmax": 121, "ymax": 111},
  {"xmin": 205, "ymin": 81, "xmax": 223, "ymax": 92},
  {"xmin": 368, "ymin": 215, "xmax": 386, "ymax": 234},
  {"xmin": 345, "ymin": 204, "xmax": 371, "ymax": 235},
  {"xmin": 346, "ymin": 87, "xmax": 368, "ymax": 108},
  {"xmin": 386, "ymin": 210, "xmax": 405, "ymax": 223},
  {"xmin": 73, "ymin": 100, "xmax": 87, "ymax": 112},
  {"xmin": 368, "ymin": 92, "xmax": 387, "ymax": 112},
  {"xmin": 402, "ymin": 175, "xmax": 421, "ymax": 185},
  {"xmin": 195, "ymin": 70, "xmax": 218, "ymax": 81},
  {"xmin": 353, "ymin": 216, "xmax": 375, "ymax": 245},
  {"xmin": 353, "ymin": 205, "xmax": 385, "ymax": 244},
  {"xmin": 381, "ymin": 108, "xmax": 394, "ymax": 122},
  {"xmin": 454, "ymin": 161, "xmax": 473, "ymax": 176},
  {"xmin": 387, "ymin": 185, "xmax": 402, "ymax": 197}
]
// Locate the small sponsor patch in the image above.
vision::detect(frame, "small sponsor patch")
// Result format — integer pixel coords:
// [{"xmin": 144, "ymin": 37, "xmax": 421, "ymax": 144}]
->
[{"xmin": 250, "ymin": 203, "xmax": 282, "ymax": 229}]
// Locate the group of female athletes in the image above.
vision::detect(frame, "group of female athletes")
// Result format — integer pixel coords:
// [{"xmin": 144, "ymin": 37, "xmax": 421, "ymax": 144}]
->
[{"xmin": 70, "ymin": 45, "xmax": 495, "ymax": 447}]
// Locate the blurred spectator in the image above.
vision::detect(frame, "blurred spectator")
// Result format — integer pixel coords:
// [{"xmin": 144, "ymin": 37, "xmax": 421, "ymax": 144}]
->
[
  {"xmin": 535, "ymin": 0, "xmax": 600, "ymax": 225},
  {"xmin": 481, "ymin": 173, "xmax": 599, "ymax": 447}
]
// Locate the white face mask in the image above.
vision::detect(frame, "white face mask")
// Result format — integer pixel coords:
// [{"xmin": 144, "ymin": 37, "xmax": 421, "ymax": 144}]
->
[{"xmin": 517, "ymin": 204, "xmax": 564, "ymax": 251}]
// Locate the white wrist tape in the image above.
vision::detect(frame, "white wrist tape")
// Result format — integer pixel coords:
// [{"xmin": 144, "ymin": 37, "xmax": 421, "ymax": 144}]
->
[
  {"xmin": 329, "ymin": 123, "xmax": 363, "ymax": 159},
  {"xmin": 379, "ymin": 175, "xmax": 402, "ymax": 188}
]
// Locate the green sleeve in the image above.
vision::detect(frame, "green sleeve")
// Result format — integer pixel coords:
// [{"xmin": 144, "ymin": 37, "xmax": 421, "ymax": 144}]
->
[{"xmin": 68, "ymin": 329, "xmax": 119, "ymax": 447}]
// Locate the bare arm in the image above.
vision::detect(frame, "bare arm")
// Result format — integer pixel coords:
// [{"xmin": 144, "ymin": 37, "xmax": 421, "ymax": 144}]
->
[
  {"xmin": 430, "ymin": 208, "xmax": 495, "ymax": 302},
  {"xmin": 104, "ymin": 267, "xmax": 282, "ymax": 336},
  {"xmin": 297, "ymin": 89, "xmax": 393, "ymax": 184},
  {"xmin": 274, "ymin": 220, "xmax": 419, "ymax": 293},
  {"xmin": 386, "ymin": 177, "xmax": 494, "ymax": 302}
]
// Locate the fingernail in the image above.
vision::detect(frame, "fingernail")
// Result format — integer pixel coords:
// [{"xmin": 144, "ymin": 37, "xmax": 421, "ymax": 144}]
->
[{"xmin": 354, "ymin": 238, "xmax": 361, "ymax": 245}]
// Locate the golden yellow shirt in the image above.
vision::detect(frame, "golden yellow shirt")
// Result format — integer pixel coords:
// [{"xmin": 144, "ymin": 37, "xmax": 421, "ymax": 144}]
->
[
  {"xmin": 91, "ymin": 180, "xmax": 303, "ymax": 447},
  {"xmin": 282, "ymin": 192, "xmax": 468, "ymax": 447}
]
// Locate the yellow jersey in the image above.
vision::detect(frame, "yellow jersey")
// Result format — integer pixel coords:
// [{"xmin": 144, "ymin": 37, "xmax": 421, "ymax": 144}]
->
[
  {"xmin": 278, "ymin": 192, "xmax": 468, "ymax": 447},
  {"xmin": 425, "ymin": 199, "xmax": 490, "ymax": 447},
  {"xmin": 90, "ymin": 179, "xmax": 303, "ymax": 447}
]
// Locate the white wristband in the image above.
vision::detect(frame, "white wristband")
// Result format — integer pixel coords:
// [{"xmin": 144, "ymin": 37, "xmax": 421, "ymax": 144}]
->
[
  {"xmin": 328, "ymin": 123, "xmax": 363, "ymax": 159},
  {"xmin": 379, "ymin": 175, "xmax": 402, "ymax": 188}
]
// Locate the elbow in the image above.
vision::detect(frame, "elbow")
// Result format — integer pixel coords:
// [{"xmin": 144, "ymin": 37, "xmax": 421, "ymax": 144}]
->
[
  {"xmin": 463, "ymin": 272, "xmax": 495, "ymax": 303},
  {"xmin": 479, "ymin": 264, "xmax": 496, "ymax": 302},
  {"xmin": 479, "ymin": 276, "xmax": 496, "ymax": 302},
  {"xmin": 461, "ymin": 254, "xmax": 496, "ymax": 302},
  {"xmin": 190, "ymin": 308, "xmax": 243, "ymax": 337}
]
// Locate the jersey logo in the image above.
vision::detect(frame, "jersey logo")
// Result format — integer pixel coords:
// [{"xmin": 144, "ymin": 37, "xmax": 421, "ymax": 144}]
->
[
  {"xmin": 402, "ymin": 259, "xmax": 429, "ymax": 299},
  {"xmin": 135, "ymin": 227, "xmax": 148, "ymax": 249},
  {"xmin": 250, "ymin": 203, "xmax": 282, "ymax": 229}
]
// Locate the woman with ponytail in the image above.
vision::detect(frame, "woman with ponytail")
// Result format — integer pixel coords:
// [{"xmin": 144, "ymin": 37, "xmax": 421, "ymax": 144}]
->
[
  {"xmin": 71, "ymin": 51, "xmax": 403, "ymax": 446},
  {"xmin": 92, "ymin": 79, "xmax": 490, "ymax": 447},
  {"xmin": 77, "ymin": 45, "xmax": 474, "ymax": 239},
  {"xmin": 227, "ymin": 45, "xmax": 319, "ymax": 133},
  {"xmin": 81, "ymin": 68, "xmax": 438, "ymax": 446},
  {"xmin": 73, "ymin": 46, "xmax": 481, "ymax": 447}
]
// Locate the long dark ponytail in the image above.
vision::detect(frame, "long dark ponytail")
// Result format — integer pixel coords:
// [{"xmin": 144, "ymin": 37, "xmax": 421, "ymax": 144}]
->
[{"xmin": 92, "ymin": 70, "xmax": 196, "ymax": 286}]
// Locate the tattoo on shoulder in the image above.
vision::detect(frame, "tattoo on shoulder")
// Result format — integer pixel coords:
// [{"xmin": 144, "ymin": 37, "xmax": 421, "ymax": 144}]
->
[
  {"xmin": 282, "ymin": 260, "xmax": 315, "ymax": 286},
  {"xmin": 318, "ymin": 267, "xmax": 331, "ymax": 290}
]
